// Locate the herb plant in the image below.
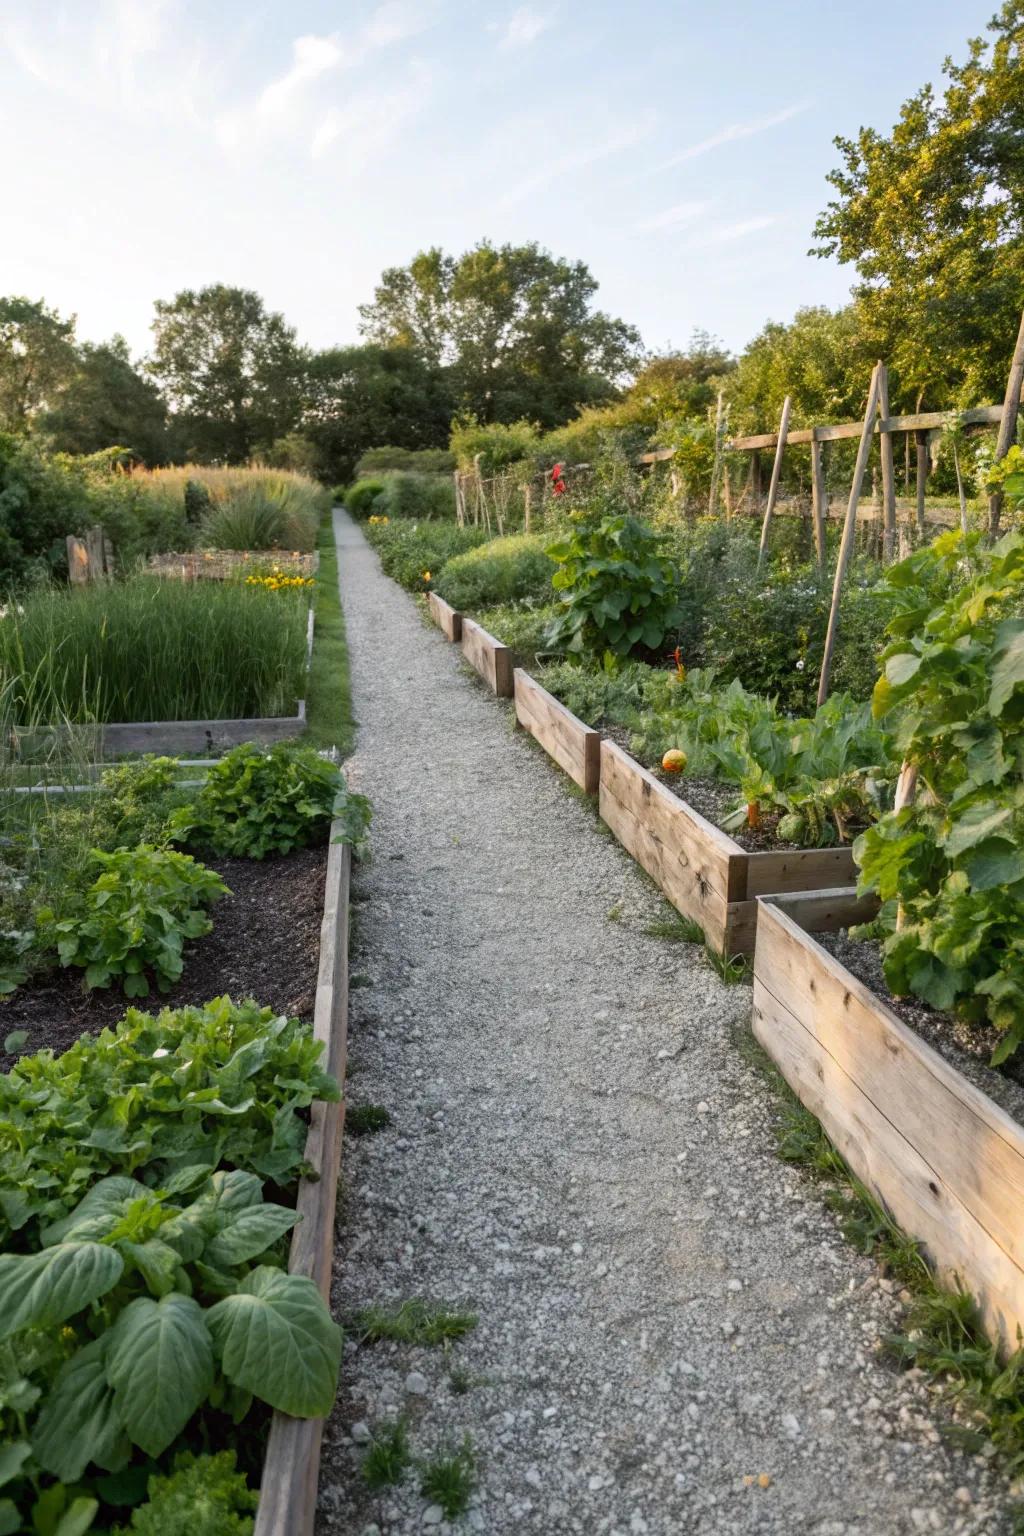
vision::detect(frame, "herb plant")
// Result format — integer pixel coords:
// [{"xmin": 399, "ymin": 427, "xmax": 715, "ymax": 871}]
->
[
  {"xmin": 37, "ymin": 846, "xmax": 228, "ymax": 996},
  {"xmin": 169, "ymin": 742, "xmax": 370, "ymax": 859},
  {"xmin": 855, "ymin": 529, "xmax": 1024, "ymax": 1061}
]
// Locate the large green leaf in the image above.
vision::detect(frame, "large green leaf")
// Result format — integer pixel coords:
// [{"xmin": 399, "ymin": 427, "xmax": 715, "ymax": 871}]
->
[
  {"xmin": 104, "ymin": 1293, "xmax": 214, "ymax": 1458},
  {"xmin": 54, "ymin": 1499, "xmax": 100, "ymax": 1536},
  {"xmin": 32, "ymin": 1338, "xmax": 125, "ymax": 1482},
  {"xmin": 0, "ymin": 1501, "xmax": 16, "ymax": 1536},
  {"xmin": 0, "ymin": 1243, "xmax": 123, "ymax": 1340},
  {"xmin": 203, "ymin": 1203, "xmax": 299, "ymax": 1269},
  {"xmin": 939, "ymin": 799, "xmax": 1013, "ymax": 858},
  {"xmin": 963, "ymin": 839, "xmax": 1024, "ymax": 892},
  {"xmin": 41, "ymin": 1176, "xmax": 146, "ymax": 1246},
  {"xmin": 989, "ymin": 619, "xmax": 1024, "ymax": 714},
  {"xmin": 206, "ymin": 1266, "xmax": 342, "ymax": 1418},
  {"xmin": 0, "ymin": 1442, "xmax": 29, "ymax": 1490}
]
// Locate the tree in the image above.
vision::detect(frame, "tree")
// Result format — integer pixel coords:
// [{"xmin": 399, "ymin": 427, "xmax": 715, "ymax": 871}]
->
[
  {"xmin": 724, "ymin": 306, "xmax": 871, "ymax": 434},
  {"xmin": 625, "ymin": 334, "xmax": 735, "ymax": 423},
  {"xmin": 43, "ymin": 336, "xmax": 170, "ymax": 463},
  {"xmin": 148, "ymin": 285, "xmax": 302, "ymax": 462},
  {"xmin": 813, "ymin": 2, "xmax": 1024, "ymax": 408},
  {"xmin": 0, "ymin": 297, "xmax": 78, "ymax": 433},
  {"xmin": 358, "ymin": 241, "xmax": 642, "ymax": 428},
  {"xmin": 300, "ymin": 344, "xmax": 453, "ymax": 484}
]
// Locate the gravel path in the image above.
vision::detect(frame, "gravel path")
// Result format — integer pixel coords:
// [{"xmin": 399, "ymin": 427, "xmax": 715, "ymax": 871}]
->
[{"xmin": 317, "ymin": 509, "xmax": 1012, "ymax": 1536}]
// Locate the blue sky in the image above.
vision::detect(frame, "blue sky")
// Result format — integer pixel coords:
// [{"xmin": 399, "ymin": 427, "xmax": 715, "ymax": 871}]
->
[{"xmin": 0, "ymin": 0, "xmax": 996, "ymax": 363}]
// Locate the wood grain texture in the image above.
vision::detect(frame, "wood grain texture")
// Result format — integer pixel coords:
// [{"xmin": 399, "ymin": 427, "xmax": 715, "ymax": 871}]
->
[
  {"xmin": 254, "ymin": 834, "xmax": 351, "ymax": 1536},
  {"xmin": 427, "ymin": 591, "xmax": 462, "ymax": 642},
  {"xmin": 752, "ymin": 897, "xmax": 1024, "ymax": 1354},
  {"xmin": 514, "ymin": 670, "xmax": 600, "ymax": 794},
  {"xmin": 461, "ymin": 617, "xmax": 513, "ymax": 698},
  {"xmin": 744, "ymin": 846, "xmax": 856, "ymax": 897},
  {"xmin": 728, "ymin": 404, "xmax": 1004, "ymax": 453}
]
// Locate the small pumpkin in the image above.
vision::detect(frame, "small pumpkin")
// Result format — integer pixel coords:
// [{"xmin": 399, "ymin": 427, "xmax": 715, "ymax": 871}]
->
[{"xmin": 661, "ymin": 749, "xmax": 687, "ymax": 774}]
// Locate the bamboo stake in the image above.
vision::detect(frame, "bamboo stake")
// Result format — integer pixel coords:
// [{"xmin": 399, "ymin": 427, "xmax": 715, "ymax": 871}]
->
[
  {"xmin": 988, "ymin": 307, "xmax": 1024, "ymax": 536},
  {"xmin": 817, "ymin": 363, "xmax": 882, "ymax": 707},
  {"xmin": 756, "ymin": 395, "xmax": 792, "ymax": 569},
  {"xmin": 707, "ymin": 391, "xmax": 725, "ymax": 516},
  {"xmin": 915, "ymin": 431, "xmax": 928, "ymax": 537},
  {"xmin": 877, "ymin": 364, "xmax": 897, "ymax": 560},
  {"xmin": 952, "ymin": 439, "xmax": 969, "ymax": 538},
  {"xmin": 810, "ymin": 429, "xmax": 827, "ymax": 575}
]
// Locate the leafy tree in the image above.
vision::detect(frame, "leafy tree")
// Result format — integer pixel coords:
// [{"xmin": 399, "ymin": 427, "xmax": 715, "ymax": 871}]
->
[
  {"xmin": 43, "ymin": 336, "xmax": 170, "ymax": 463},
  {"xmin": 813, "ymin": 2, "xmax": 1024, "ymax": 408},
  {"xmin": 0, "ymin": 297, "xmax": 77, "ymax": 433},
  {"xmin": 358, "ymin": 241, "xmax": 641, "ymax": 427},
  {"xmin": 627, "ymin": 334, "xmax": 734, "ymax": 423},
  {"xmin": 724, "ymin": 305, "xmax": 871, "ymax": 434},
  {"xmin": 149, "ymin": 285, "xmax": 302, "ymax": 462},
  {"xmin": 301, "ymin": 344, "xmax": 453, "ymax": 484}
]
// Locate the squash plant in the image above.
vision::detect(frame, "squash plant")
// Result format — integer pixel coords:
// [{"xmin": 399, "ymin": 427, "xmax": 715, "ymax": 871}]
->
[
  {"xmin": 855, "ymin": 529, "xmax": 1024, "ymax": 1061},
  {"xmin": 543, "ymin": 514, "xmax": 685, "ymax": 656}
]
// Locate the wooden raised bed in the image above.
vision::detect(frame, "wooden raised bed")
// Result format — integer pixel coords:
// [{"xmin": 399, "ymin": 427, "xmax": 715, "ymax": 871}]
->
[
  {"xmin": 254, "ymin": 829, "xmax": 351, "ymax": 1536},
  {"xmin": 599, "ymin": 740, "xmax": 862, "ymax": 954},
  {"xmin": 461, "ymin": 617, "xmax": 513, "ymax": 698},
  {"xmin": 427, "ymin": 590, "xmax": 462, "ymax": 642},
  {"xmin": 514, "ymin": 669, "xmax": 600, "ymax": 795},
  {"xmin": 752, "ymin": 892, "xmax": 1024, "ymax": 1355}
]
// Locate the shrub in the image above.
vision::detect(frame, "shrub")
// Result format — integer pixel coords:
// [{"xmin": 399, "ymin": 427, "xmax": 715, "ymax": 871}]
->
[
  {"xmin": 37, "ymin": 844, "xmax": 229, "ymax": 995},
  {"xmin": 129, "ymin": 466, "xmax": 324, "ymax": 553},
  {"xmin": 449, "ymin": 417, "xmax": 540, "ymax": 474},
  {"xmin": 170, "ymin": 741, "xmax": 371, "ymax": 859},
  {"xmin": 544, "ymin": 514, "xmax": 684, "ymax": 656},
  {"xmin": 474, "ymin": 602, "xmax": 562, "ymax": 664},
  {"xmin": 356, "ymin": 446, "xmax": 455, "ymax": 477},
  {"xmin": 0, "ymin": 578, "xmax": 310, "ymax": 723},
  {"xmin": 365, "ymin": 520, "xmax": 488, "ymax": 592},
  {"xmin": 345, "ymin": 477, "xmax": 387, "ymax": 518},
  {"xmin": 434, "ymin": 534, "xmax": 555, "ymax": 611},
  {"xmin": 373, "ymin": 472, "xmax": 456, "ymax": 521}
]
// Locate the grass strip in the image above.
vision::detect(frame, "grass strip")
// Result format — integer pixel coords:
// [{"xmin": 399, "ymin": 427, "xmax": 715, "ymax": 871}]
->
[{"xmin": 304, "ymin": 513, "xmax": 355, "ymax": 756}]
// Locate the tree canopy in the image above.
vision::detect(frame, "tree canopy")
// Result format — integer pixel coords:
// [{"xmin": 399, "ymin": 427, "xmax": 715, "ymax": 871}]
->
[
  {"xmin": 0, "ymin": 298, "xmax": 77, "ymax": 433},
  {"xmin": 300, "ymin": 344, "xmax": 453, "ymax": 484},
  {"xmin": 813, "ymin": 0, "xmax": 1024, "ymax": 408},
  {"xmin": 43, "ymin": 336, "xmax": 170, "ymax": 463},
  {"xmin": 358, "ymin": 241, "xmax": 642, "ymax": 428}
]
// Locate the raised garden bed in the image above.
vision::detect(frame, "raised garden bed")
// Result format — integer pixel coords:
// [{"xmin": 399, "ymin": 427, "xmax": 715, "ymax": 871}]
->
[
  {"xmin": 599, "ymin": 740, "xmax": 862, "ymax": 955},
  {"xmin": 752, "ymin": 891, "xmax": 1024, "ymax": 1355},
  {"xmin": 514, "ymin": 669, "xmax": 600, "ymax": 795},
  {"xmin": 427, "ymin": 590, "xmax": 462, "ymax": 642},
  {"xmin": 461, "ymin": 616, "xmax": 513, "ymax": 698}
]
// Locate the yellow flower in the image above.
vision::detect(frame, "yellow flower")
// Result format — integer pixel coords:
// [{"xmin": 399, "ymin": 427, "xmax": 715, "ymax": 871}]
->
[{"xmin": 422, "ymin": 570, "xmax": 431, "ymax": 582}]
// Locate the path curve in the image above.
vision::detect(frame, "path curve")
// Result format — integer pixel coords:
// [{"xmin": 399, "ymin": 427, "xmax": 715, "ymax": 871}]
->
[{"xmin": 316, "ymin": 508, "xmax": 1009, "ymax": 1536}]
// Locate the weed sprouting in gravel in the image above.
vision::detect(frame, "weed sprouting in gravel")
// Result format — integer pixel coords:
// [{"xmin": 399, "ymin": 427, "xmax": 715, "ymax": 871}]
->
[
  {"xmin": 361, "ymin": 1420, "xmax": 412, "ymax": 1488},
  {"xmin": 419, "ymin": 1436, "xmax": 476, "ymax": 1518},
  {"xmin": 606, "ymin": 903, "xmax": 623, "ymax": 923},
  {"xmin": 705, "ymin": 946, "xmax": 749, "ymax": 984},
  {"xmin": 447, "ymin": 1364, "xmax": 473, "ymax": 1396},
  {"xmin": 350, "ymin": 972, "xmax": 372, "ymax": 989},
  {"xmin": 347, "ymin": 1103, "xmax": 392, "ymax": 1135},
  {"xmin": 644, "ymin": 912, "xmax": 704, "ymax": 942},
  {"xmin": 354, "ymin": 1299, "xmax": 478, "ymax": 1347}
]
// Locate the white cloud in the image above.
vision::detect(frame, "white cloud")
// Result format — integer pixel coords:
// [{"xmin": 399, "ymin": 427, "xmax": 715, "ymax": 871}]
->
[
  {"xmin": 310, "ymin": 62, "xmax": 434, "ymax": 171},
  {"xmin": 497, "ymin": 7, "xmax": 553, "ymax": 49},
  {"xmin": 635, "ymin": 200, "xmax": 708, "ymax": 233},
  {"xmin": 496, "ymin": 111, "xmax": 656, "ymax": 209},
  {"xmin": 689, "ymin": 215, "xmax": 778, "ymax": 247},
  {"xmin": 259, "ymin": 35, "xmax": 343, "ymax": 117},
  {"xmin": 655, "ymin": 102, "xmax": 810, "ymax": 170}
]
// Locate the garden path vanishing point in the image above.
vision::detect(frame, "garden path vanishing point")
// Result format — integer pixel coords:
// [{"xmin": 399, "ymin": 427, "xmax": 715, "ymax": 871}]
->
[{"xmin": 316, "ymin": 508, "xmax": 1013, "ymax": 1536}]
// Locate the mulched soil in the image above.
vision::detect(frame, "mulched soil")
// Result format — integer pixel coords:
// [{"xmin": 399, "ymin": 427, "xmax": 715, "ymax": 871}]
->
[
  {"xmin": 819, "ymin": 928, "xmax": 1024, "ymax": 1118},
  {"xmin": 1, "ymin": 844, "xmax": 328, "ymax": 1069}
]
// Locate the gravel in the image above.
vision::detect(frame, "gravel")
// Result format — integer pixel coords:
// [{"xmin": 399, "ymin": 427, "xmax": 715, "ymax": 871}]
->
[{"xmin": 316, "ymin": 509, "xmax": 1017, "ymax": 1536}]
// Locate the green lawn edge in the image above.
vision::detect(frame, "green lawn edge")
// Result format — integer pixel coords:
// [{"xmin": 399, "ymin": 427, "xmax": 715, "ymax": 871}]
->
[{"xmin": 303, "ymin": 509, "xmax": 355, "ymax": 757}]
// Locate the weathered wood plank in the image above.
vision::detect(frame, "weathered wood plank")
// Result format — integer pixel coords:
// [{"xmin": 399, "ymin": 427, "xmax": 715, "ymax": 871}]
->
[
  {"xmin": 745, "ymin": 846, "xmax": 856, "ymax": 897},
  {"xmin": 427, "ymin": 591, "xmax": 462, "ymax": 642},
  {"xmin": 514, "ymin": 670, "xmax": 600, "ymax": 794},
  {"xmin": 254, "ymin": 835, "xmax": 350, "ymax": 1536},
  {"xmin": 461, "ymin": 618, "xmax": 513, "ymax": 698},
  {"xmin": 753, "ymin": 898, "xmax": 1024, "ymax": 1353},
  {"xmin": 728, "ymin": 404, "xmax": 1005, "ymax": 453}
]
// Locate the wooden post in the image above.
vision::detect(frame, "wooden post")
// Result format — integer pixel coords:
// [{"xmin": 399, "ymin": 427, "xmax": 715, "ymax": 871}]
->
[
  {"xmin": 523, "ymin": 482, "xmax": 532, "ymax": 533},
  {"xmin": 988, "ymin": 307, "xmax": 1024, "ymax": 536},
  {"xmin": 453, "ymin": 471, "xmax": 464, "ymax": 528},
  {"xmin": 750, "ymin": 450, "xmax": 763, "ymax": 514},
  {"xmin": 877, "ymin": 365, "xmax": 897, "ymax": 561},
  {"xmin": 722, "ymin": 464, "xmax": 732, "ymax": 519},
  {"xmin": 67, "ymin": 535, "xmax": 89, "ymax": 584},
  {"xmin": 915, "ymin": 431, "xmax": 928, "ymax": 537},
  {"xmin": 810, "ymin": 430, "xmax": 827, "ymax": 575},
  {"xmin": 707, "ymin": 391, "xmax": 725, "ymax": 516},
  {"xmin": 817, "ymin": 364, "xmax": 882, "ymax": 707},
  {"xmin": 952, "ymin": 438, "xmax": 969, "ymax": 538},
  {"xmin": 756, "ymin": 395, "xmax": 792, "ymax": 569}
]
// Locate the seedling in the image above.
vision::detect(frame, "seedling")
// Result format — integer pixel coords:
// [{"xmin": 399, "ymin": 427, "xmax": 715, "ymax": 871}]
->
[
  {"xmin": 419, "ymin": 1436, "xmax": 476, "ymax": 1519},
  {"xmin": 644, "ymin": 913, "xmax": 703, "ymax": 943},
  {"xmin": 705, "ymin": 946, "xmax": 750, "ymax": 984},
  {"xmin": 354, "ymin": 1299, "xmax": 478, "ymax": 1347}
]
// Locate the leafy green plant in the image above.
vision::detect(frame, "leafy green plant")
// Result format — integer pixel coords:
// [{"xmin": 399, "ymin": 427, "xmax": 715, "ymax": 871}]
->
[
  {"xmin": 855, "ymin": 528, "xmax": 1024, "ymax": 1061},
  {"xmin": 364, "ymin": 519, "xmax": 487, "ymax": 593},
  {"xmin": 169, "ymin": 742, "xmax": 370, "ymax": 860},
  {"xmin": 344, "ymin": 478, "xmax": 387, "ymax": 519},
  {"xmin": 112, "ymin": 1451, "xmax": 258, "ymax": 1535},
  {"xmin": 37, "ymin": 846, "xmax": 228, "ymax": 996},
  {"xmin": 544, "ymin": 514, "xmax": 685, "ymax": 655},
  {"xmin": 0, "ymin": 996, "xmax": 339, "ymax": 1248},
  {"xmin": 372, "ymin": 473, "xmax": 456, "ymax": 522},
  {"xmin": 434, "ymin": 534, "xmax": 555, "ymax": 611},
  {"xmin": 361, "ymin": 1420, "xmax": 412, "ymax": 1489}
]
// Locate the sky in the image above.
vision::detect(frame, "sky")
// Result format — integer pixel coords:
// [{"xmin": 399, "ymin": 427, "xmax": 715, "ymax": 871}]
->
[{"xmin": 0, "ymin": 0, "xmax": 998, "ymax": 365}]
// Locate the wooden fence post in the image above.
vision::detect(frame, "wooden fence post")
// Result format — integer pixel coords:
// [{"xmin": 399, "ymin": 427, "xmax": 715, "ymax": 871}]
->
[
  {"xmin": 453, "ymin": 472, "xmax": 464, "ymax": 528},
  {"xmin": 877, "ymin": 364, "xmax": 897, "ymax": 561},
  {"xmin": 810, "ymin": 429, "xmax": 827, "ymax": 574},
  {"xmin": 756, "ymin": 395, "xmax": 792, "ymax": 569},
  {"xmin": 988, "ymin": 307, "xmax": 1024, "ymax": 537},
  {"xmin": 915, "ymin": 431, "xmax": 928, "ymax": 537},
  {"xmin": 523, "ymin": 482, "xmax": 532, "ymax": 533},
  {"xmin": 707, "ymin": 391, "xmax": 725, "ymax": 516},
  {"xmin": 817, "ymin": 364, "xmax": 882, "ymax": 707}
]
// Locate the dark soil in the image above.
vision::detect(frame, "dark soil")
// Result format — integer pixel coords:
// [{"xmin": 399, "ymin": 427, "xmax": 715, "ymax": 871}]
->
[
  {"xmin": 1, "ymin": 844, "xmax": 328, "ymax": 1069},
  {"xmin": 819, "ymin": 929, "xmax": 1024, "ymax": 1122}
]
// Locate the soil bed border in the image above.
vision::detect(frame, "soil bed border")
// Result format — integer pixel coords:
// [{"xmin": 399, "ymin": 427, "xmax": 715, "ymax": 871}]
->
[{"xmin": 752, "ymin": 889, "xmax": 1024, "ymax": 1356}]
